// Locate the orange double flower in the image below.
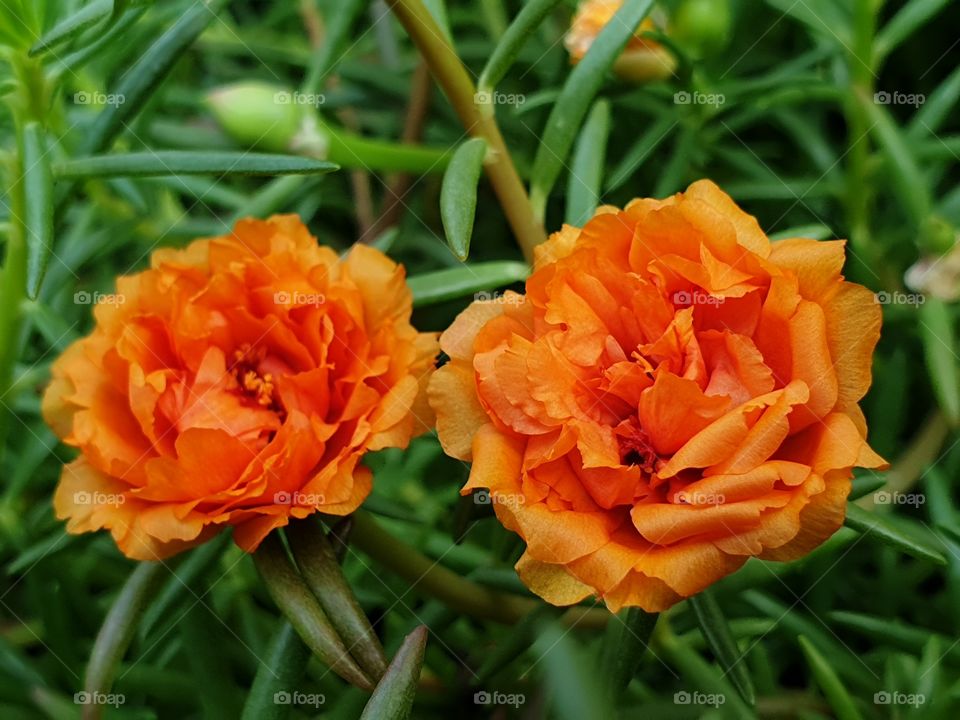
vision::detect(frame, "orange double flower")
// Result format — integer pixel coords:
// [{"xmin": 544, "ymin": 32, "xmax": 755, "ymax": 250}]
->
[
  {"xmin": 429, "ymin": 181, "xmax": 885, "ymax": 611},
  {"xmin": 43, "ymin": 216, "xmax": 437, "ymax": 560}
]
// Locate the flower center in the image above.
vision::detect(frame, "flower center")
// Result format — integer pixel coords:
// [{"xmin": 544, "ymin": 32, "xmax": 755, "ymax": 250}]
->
[
  {"xmin": 231, "ymin": 343, "xmax": 282, "ymax": 412},
  {"xmin": 617, "ymin": 421, "xmax": 660, "ymax": 474}
]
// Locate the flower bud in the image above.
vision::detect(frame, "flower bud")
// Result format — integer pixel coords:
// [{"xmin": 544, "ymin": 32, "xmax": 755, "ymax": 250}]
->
[{"xmin": 205, "ymin": 81, "xmax": 307, "ymax": 153}]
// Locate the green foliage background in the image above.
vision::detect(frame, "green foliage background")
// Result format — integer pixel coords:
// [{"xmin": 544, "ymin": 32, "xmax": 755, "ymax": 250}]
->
[{"xmin": 1, "ymin": 0, "xmax": 960, "ymax": 718}]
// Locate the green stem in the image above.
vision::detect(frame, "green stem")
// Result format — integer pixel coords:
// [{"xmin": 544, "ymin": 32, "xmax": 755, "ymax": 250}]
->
[
  {"xmin": 349, "ymin": 511, "xmax": 609, "ymax": 629},
  {"xmin": 0, "ymin": 52, "xmax": 42, "ymax": 458},
  {"xmin": 844, "ymin": 0, "xmax": 877, "ymax": 262},
  {"xmin": 386, "ymin": 0, "xmax": 545, "ymax": 263}
]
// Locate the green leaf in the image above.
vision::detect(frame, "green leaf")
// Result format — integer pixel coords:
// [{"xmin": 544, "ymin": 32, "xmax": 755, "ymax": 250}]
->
[
  {"xmin": 80, "ymin": 0, "xmax": 233, "ymax": 155},
  {"xmin": 529, "ymin": 0, "xmax": 655, "ymax": 218},
  {"xmin": 605, "ymin": 115, "xmax": 675, "ymax": 192},
  {"xmin": 844, "ymin": 504, "xmax": 948, "ymax": 565},
  {"xmin": 180, "ymin": 601, "xmax": 240, "ymax": 720},
  {"xmin": 768, "ymin": 223, "xmax": 833, "ymax": 241},
  {"xmin": 600, "ymin": 607, "xmax": 658, "ymax": 701},
  {"xmin": 240, "ymin": 622, "xmax": 310, "ymax": 720},
  {"xmin": 690, "ymin": 590, "xmax": 756, "ymax": 705},
  {"xmin": 55, "ymin": 152, "xmax": 338, "ymax": 178},
  {"xmin": 565, "ymin": 99, "xmax": 610, "ymax": 227},
  {"xmin": 475, "ymin": 605, "xmax": 553, "ymax": 684},
  {"xmin": 829, "ymin": 611, "xmax": 960, "ymax": 662},
  {"xmin": 440, "ymin": 138, "xmax": 487, "ymax": 261},
  {"xmin": 908, "ymin": 64, "xmax": 960, "ymax": 139},
  {"xmin": 408, "ymin": 261, "xmax": 529, "ymax": 307},
  {"xmin": 849, "ymin": 475, "xmax": 887, "ymax": 501},
  {"xmin": 302, "ymin": 0, "xmax": 368, "ymax": 94},
  {"xmin": 535, "ymin": 620, "xmax": 613, "ymax": 720},
  {"xmin": 29, "ymin": 0, "xmax": 113, "ymax": 56},
  {"xmin": 919, "ymin": 298, "xmax": 960, "ymax": 425},
  {"xmin": 84, "ymin": 562, "xmax": 166, "ymax": 706},
  {"xmin": 22, "ymin": 123, "xmax": 54, "ymax": 299},
  {"xmin": 876, "ymin": 0, "xmax": 951, "ymax": 60},
  {"xmin": 360, "ymin": 626, "xmax": 428, "ymax": 720},
  {"xmin": 477, "ymin": 0, "xmax": 564, "ymax": 91},
  {"xmin": 857, "ymin": 88, "xmax": 930, "ymax": 227},
  {"xmin": 798, "ymin": 635, "xmax": 864, "ymax": 720},
  {"xmin": 253, "ymin": 534, "xmax": 374, "ymax": 691},
  {"xmin": 286, "ymin": 520, "xmax": 387, "ymax": 682}
]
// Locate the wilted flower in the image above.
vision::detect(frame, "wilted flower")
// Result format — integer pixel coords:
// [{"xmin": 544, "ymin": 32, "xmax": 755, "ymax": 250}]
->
[
  {"xmin": 44, "ymin": 216, "xmax": 437, "ymax": 559},
  {"xmin": 429, "ymin": 180, "xmax": 885, "ymax": 612}
]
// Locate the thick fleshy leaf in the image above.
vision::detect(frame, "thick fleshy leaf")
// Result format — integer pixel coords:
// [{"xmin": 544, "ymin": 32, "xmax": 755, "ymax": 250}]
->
[
  {"xmin": 690, "ymin": 590, "xmax": 756, "ymax": 705},
  {"xmin": 477, "ymin": 0, "xmax": 564, "ymax": 91},
  {"xmin": 253, "ymin": 534, "xmax": 374, "ymax": 690},
  {"xmin": 287, "ymin": 520, "xmax": 387, "ymax": 682},
  {"xmin": 529, "ymin": 0, "xmax": 655, "ymax": 218},
  {"xmin": 845, "ymin": 504, "xmax": 947, "ymax": 565},
  {"xmin": 798, "ymin": 635, "xmax": 863, "ymax": 720},
  {"xmin": 359, "ymin": 626, "xmax": 428, "ymax": 720},
  {"xmin": 55, "ymin": 152, "xmax": 338, "ymax": 178},
  {"xmin": 240, "ymin": 622, "xmax": 310, "ymax": 720},
  {"xmin": 565, "ymin": 99, "xmax": 611, "ymax": 227},
  {"xmin": 440, "ymin": 138, "xmax": 487, "ymax": 261},
  {"xmin": 408, "ymin": 261, "xmax": 529, "ymax": 307},
  {"xmin": 599, "ymin": 607, "xmax": 658, "ymax": 700},
  {"xmin": 29, "ymin": 0, "xmax": 113, "ymax": 56},
  {"xmin": 919, "ymin": 298, "xmax": 960, "ymax": 425},
  {"xmin": 22, "ymin": 123, "xmax": 54, "ymax": 299}
]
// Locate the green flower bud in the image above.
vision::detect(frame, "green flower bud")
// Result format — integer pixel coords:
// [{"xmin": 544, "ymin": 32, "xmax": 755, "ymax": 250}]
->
[
  {"xmin": 672, "ymin": 0, "xmax": 731, "ymax": 58},
  {"xmin": 205, "ymin": 81, "xmax": 309, "ymax": 153}
]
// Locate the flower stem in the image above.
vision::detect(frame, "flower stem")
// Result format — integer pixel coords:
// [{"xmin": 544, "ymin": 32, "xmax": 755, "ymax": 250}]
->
[
  {"xmin": 348, "ymin": 511, "xmax": 609, "ymax": 629},
  {"xmin": 844, "ymin": 0, "xmax": 877, "ymax": 264},
  {"xmin": 386, "ymin": 0, "xmax": 546, "ymax": 263}
]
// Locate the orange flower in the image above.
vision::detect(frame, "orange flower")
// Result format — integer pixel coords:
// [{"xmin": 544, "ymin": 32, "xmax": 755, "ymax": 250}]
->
[
  {"xmin": 429, "ymin": 180, "xmax": 886, "ymax": 612},
  {"xmin": 43, "ymin": 216, "xmax": 437, "ymax": 560},
  {"xmin": 565, "ymin": 1, "xmax": 676, "ymax": 83}
]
